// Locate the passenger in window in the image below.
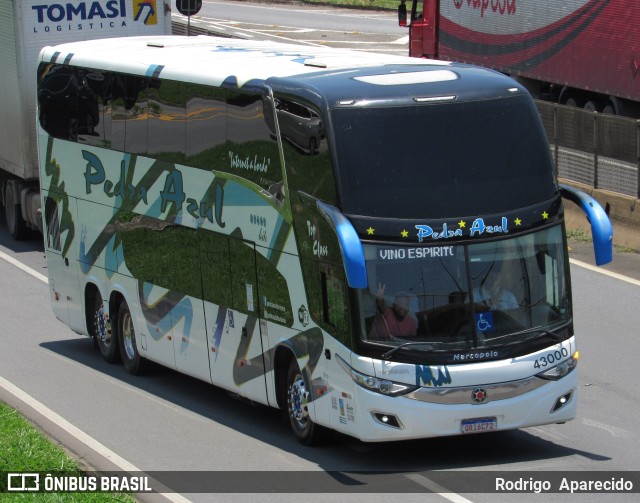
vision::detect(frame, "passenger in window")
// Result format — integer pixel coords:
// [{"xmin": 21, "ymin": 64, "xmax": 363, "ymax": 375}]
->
[{"xmin": 369, "ymin": 284, "xmax": 417, "ymax": 340}]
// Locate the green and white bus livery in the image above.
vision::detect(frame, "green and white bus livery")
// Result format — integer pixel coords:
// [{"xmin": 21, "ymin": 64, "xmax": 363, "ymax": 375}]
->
[{"xmin": 37, "ymin": 35, "xmax": 612, "ymax": 444}]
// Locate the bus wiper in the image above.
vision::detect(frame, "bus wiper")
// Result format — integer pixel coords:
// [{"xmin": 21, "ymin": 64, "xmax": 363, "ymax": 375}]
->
[
  {"xmin": 381, "ymin": 342, "xmax": 433, "ymax": 360},
  {"xmin": 538, "ymin": 328, "xmax": 564, "ymax": 342},
  {"xmin": 507, "ymin": 325, "xmax": 567, "ymax": 342}
]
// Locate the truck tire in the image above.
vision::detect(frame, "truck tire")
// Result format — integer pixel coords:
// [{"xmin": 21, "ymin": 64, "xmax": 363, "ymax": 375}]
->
[
  {"xmin": 584, "ymin": 100, "xmax": 603, "ymax": 113},
  {"xmin": 564, "ymin": 97, "xmax": 584, "ymax": 108},
  {"xmin": 4, "ymin": 182, "xmax": 28, "ymax": 240}
]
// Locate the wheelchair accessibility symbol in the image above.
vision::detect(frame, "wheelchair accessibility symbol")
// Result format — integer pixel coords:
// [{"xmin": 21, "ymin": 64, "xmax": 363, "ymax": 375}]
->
[{"xmin": 475, "ymin": 312, "xmax": 494, "ymax": 332}]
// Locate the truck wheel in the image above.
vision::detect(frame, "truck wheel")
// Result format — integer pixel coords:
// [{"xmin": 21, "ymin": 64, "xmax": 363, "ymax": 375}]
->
[
  {"xmin": 118, "ymin": 299, "xmax": 144, "ymax": 375},
  {"xmin": 584, "ymin": 100, "xmax": 603, "ymax": 113},
  {"xmin": 285, "ymin": 358, "xmax": 330, "ymax": 445},
  {"xmin": 4, "ymin": 183, "xmax": 28, "ymax": 240},
  {"xmin": 93, "ymin": 293, "xmax": 120, "ymax": 363},
  {"xmin": 564, "ymin": 97, "xmax": 584, "ymax": 108}
]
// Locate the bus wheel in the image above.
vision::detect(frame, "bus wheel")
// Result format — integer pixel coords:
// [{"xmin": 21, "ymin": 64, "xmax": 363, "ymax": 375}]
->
[
  {"xmin": 285, "ymin": 359, "xmax": 329, "ymax": 445},
  {"xmin": 94, "ymin": 293, "xmax": 119, "ymax": 363},
  {"xmin": 118, "ymin": 299, "xmax": 144, "ymax": 375}
]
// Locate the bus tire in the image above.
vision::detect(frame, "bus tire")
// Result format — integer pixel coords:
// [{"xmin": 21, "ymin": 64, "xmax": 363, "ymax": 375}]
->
[
  {"xmin": 285, "ymin": 358, "xmax": 330, "ymax": 445},
  {"xmin": 94, "ymin": 292, "xmax": 120, "ymax": 363},
  {"xmin": 118, "ymin": 299, "xmax": 144, "ymax": 375}
]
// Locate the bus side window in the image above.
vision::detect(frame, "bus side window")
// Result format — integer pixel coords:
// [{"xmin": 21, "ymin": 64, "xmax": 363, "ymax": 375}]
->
[
  {"xmin": 275, "ymin": 96, "xmax": 337, "ymax": 205},
  {"xmin": 100, "ymin": 72, "xmax": 114, "ymax": 150},
  {"xmin": 186, "ymin": 85, "xmax": 227, "ymax": 170},
  {"xmin": 38, "ymin": 64, "xmax": 80, "ymax": 141},
  {"xmin": 125, "ymin": 77, "xmax": 150, "ymax": 156},
  {"xmin": 319, "ymin": 262, "xmax": 350, "ymax": 346},
  {"xmin": 77, "ymin": 70, "xmax": 109, "ymax": 148},
  {"xmin": 226, "ymin": 90, "xmax": 282, "ymax": 194},
  {"xmin": 108, "ymin": 73, "xmax": 128, "ymax": 152},
  {"xmin": 148, "ymin": 79, "xmax": 187, "ymax": 162}
]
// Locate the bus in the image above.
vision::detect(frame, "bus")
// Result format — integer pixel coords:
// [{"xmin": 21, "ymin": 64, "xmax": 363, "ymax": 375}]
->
[{"xmin": 37, "ymin": 35, "xmax": 613, "ymax": 444}]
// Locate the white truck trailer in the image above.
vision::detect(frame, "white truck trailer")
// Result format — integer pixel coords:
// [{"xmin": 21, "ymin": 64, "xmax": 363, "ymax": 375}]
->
[{"xmin": 0, "ymin": 0, "xmax": 172, "ymax": 239}]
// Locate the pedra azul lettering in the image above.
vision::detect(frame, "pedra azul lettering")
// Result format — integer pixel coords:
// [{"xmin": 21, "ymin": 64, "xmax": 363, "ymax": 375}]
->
[{"xmin": 82, "ymin": 150, "xmax": 225, "ymax": 226}]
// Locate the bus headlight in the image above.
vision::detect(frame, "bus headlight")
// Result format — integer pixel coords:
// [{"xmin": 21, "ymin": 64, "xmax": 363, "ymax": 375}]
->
[
  {"xmin": 351, "ymin": 369, "xmax": 419, "ymax": 396},
  {"xmin": 350, "ymin": 368, "xmax": 419, "ymax": 396},
  {"xmin": 336, "ymin": 354, "xmax": 418, "ymax": 396},
  {"xmin": 536, "ymin": 353, "xmax": 578, "ymax": 381}
]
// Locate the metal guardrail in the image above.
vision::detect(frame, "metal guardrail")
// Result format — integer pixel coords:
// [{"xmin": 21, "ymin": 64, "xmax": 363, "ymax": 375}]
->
[
  {"xmin": 537, "ymin": 101, "xmax": 640, "ymax": 199},
  {"xmin": 171, "ymin": 20, "xmax": 236, "ymax": 38}
]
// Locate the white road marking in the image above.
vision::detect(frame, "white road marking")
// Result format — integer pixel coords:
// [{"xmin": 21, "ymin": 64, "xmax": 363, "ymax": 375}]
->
[
  {"xmin": 582, "ymin": 418, "xmax": 631, "ymax": 438},
  {"xmin": 0, "ymin": 376, "xmax": 192, "ymax": 503},
  {"xmin": 392, "ymin": 35, "xmax": 410, "ymax": 44},
  {"xmin": 569, "ymin": 258, "xmax": 640, "ymax": 287},
  {"xmin": 0, "ymin": 250, "xmax": 48, "ymax": 283},
  {"xmin": 404, "ymin": 473, "xmax": 476, "ymax": 503}
]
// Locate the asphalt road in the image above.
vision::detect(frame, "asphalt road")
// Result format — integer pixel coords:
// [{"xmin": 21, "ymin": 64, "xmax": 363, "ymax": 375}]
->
[
  {"xmin": 172, "ymin": 0, "xmax": 409, "ymax": 54},
  {"xmin": 2, "ymin": 4, "xmax": 640, "ymax": 500},
  {"xmin": 1, "ymin": 208, "xmax": 640, "ymax": 503}
]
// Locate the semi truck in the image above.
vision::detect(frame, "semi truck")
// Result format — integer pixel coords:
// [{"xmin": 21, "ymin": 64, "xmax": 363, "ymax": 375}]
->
[
  {"xmin": 400, "ymin": 0, "xmax": 640, "ymax": 117},
  {"xmin": 0, "ymin": 0, "xmax": 172, "ymax": 239}
]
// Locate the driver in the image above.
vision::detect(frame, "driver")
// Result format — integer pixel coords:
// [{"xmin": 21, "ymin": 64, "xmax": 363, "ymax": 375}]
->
[{"xmin": 369, "ymin": 283, "xmax": 417, "ymax": 340}]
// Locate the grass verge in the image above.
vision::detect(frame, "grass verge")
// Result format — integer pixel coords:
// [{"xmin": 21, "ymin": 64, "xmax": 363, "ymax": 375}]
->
[
  {"xmin": 566, "ymin": 228, "xmax": 592, "ymax": 243},
  {"xmin": 0, "ymin": 400, "xmax": 133, "ymax": 501},
  {"xmin": 297, "ymin": 0, "xmax": 399, "ymax": 10}
]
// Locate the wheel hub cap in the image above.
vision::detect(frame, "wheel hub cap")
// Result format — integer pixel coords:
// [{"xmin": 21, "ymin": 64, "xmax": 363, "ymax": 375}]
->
[{"xmin": 288, "ymin": 375, "xmax": 309, "ymax": 422}]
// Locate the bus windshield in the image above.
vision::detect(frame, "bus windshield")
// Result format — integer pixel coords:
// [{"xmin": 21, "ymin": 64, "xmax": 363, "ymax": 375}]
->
[
  {"xmin": 331, "ymin": 95, "xmax": 556, "ymax": 219},
  {"xmin": 358, "ymin": 225, "xmax": 570, "ymax": 351}
]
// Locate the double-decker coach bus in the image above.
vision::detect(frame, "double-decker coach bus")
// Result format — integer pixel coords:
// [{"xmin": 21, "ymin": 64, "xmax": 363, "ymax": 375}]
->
[{"xmin": 37, "ymin": 35, "xmax": 612, "ymax": 444}]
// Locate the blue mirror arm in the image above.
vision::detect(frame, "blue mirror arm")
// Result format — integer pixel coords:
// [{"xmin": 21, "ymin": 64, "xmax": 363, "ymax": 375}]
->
[
  {"xmin": 559, "ymin": 184, "xmax": 613, "ymax": 266},
  {"xmin": 316, "ymin": 201, "xmax": 367, "ymax": 288}
]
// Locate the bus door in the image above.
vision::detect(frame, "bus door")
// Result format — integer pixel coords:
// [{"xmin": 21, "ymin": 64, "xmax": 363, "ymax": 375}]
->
[
  {"xmin": 408, "ymin": 0, "xmax": 439, "ymax": 58},
  {"xmin": 42, "ymin": 193, "xmax": 82, "ymax": 329},
  {"xmin": 202, "ymin": 235, "xmax": 270, "ymax": 405},
  {"xmin": 171, "ymin": 233, "xmax": 211, "ymax": 382}
]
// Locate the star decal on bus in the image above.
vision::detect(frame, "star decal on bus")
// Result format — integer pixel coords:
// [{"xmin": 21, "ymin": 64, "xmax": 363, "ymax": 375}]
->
[
  {"xmin": 542, "ymin": 211, "xmax": 549, "ymax": 219},
  {"xmin": 514, "ymin": 218, "xmax": 522, "ymax": 226},
  {"xmin": 458, "ymin": 220, "xmax": 466, "ymax": 228},
  {"xmin": 366, "ymin": 227, "xmax": 375, "ymax": 235},
  {"xmin": 400, "ymin": 230, "xmax": 409, "ymax": 238}
]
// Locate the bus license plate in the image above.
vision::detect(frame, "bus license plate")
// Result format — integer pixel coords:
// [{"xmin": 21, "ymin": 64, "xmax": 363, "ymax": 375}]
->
[{"xmin": 461, "ymin": 417, "xmax": 497, "ymax": 434}]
